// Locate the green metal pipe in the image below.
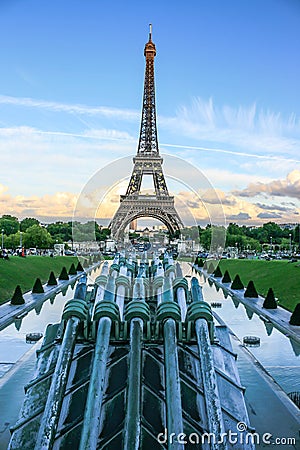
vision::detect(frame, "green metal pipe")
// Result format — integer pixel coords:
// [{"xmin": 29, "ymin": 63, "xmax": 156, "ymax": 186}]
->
[
  {"xmin": 95, "ymin": 261, "xmax": 109, "ymax": 303},
  {"xmin": 195, "ymin": 318, "xmax": 227, "ymax": 449},
  {"xmin": 79, "ymin": 316, "xmax": 112, "ymax": 450},
  {"xmin": 79, "ymin": 275, "xmax": 116, "ymax": 450},
  {"xmin": 34, "ymin": 316, "xmax": 80, "ymax": 450},
  {"xmin": 176, "ymin": 287, "xmax": 187, "ymax": 321},
  {"xmin": 123, "ymin": 318, "xmax": 143, "ymax": 449},
  {"xmin": 163, "ymin": 318, "xmax": 184, "ymax": 450},
  {"xmin": 115, "ymin": 284, "xmax": 126, "ymax": 319}
]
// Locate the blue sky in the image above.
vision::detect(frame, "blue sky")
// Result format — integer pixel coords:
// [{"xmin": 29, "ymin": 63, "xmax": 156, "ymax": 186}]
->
[{"xmin": 0, "ymin": 0, "xmax": 300, "ymax": 225}]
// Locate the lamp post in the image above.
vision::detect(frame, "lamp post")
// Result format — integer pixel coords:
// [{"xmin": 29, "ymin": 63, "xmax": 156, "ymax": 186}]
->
[
  {"xmin": 270, "ymin": 236, "xmax": 272, "ymax": 253},
  {"xmin": 289, "ymin": 233, "xmax": 292, "ymax": 255},
  {"xmin": 20, "ymin": 231, "xmax": 22, "ymax": 248},
  {"xmin": 1, "ymin": 228, "xmax": 4, "ymax": 250}
]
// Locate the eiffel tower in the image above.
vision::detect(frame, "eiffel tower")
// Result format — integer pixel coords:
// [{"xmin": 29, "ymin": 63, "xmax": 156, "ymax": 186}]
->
[{"xmin": 109, "ymin": 25, "xmax": 183, "ymax": 241}]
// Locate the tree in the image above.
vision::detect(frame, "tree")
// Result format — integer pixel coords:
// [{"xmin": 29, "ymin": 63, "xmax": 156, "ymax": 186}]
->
[
  {"xmin": 3, "ymin": 231, "xmax": 22, "ymax": 249},
  {"xmin": 24, "ymin": 225, "xmax": 53, "ymax": 248},
  {"xmin": 199, "ymin": 226, "xmax": 212, "ymax": 250},
  {"xmin": 0, "ymin": 215, "xmax": 19, "ymax": 235},
  {"xmin": 227, "ymin": 223, "xmax": 244, "ymax": 236},
  {"xmin": 97, "ymin": 226, "xmax": 111, "ymax": 241},
  {"xmin": 20, "ymin": 217, "xmax": 40, "ymax": 232},
  {"xmin": 294, "ymin": 225, "xmax": 300, "ymax": 248},
  {"xmin": 47, "ymin": 222, "xmax": 72, "ymax": 242}
]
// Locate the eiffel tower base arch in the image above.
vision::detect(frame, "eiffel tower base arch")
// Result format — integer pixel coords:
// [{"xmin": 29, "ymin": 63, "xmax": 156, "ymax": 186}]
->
[{"xmin": 110, "ymin": 195, "xmax": 182, "ymax": 241}]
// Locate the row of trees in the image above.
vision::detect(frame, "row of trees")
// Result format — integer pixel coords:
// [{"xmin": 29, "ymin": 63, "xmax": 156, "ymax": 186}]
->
[
  {"xmin": 0, "ymin": 215, "xmax": 111, "ymax": 250},
  {"xmin": 181, "ymin": 222, "xmax": 300, "ymax": 252},
  {"xmin": 1, "ymin": 214, "xmax": 299, "ymax": 252}
]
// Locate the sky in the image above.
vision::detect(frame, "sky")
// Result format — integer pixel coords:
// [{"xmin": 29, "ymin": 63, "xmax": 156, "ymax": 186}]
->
[{"xmin": 0, "ymin": 0, "xmax": 300, "ymax": 226}]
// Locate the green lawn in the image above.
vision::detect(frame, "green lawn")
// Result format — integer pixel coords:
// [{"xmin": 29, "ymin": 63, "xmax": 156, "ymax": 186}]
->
[
  {"xmin": 0, "ymin": 256, "xmax": 78, "ymax": 305},
  {"xmin": 218, "ymin": 259, "xmax": 300, "ymax": 312}
]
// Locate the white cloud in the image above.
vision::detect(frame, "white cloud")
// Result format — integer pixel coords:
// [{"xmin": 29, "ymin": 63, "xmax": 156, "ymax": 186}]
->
[
  {"xmin": 163, "ymin": 97, "xmax": 300, "ymax": 159},
  {"xmin": 0, "ymin": 185, "xmax": 78, "ymax": 218},
  {"xmin": 234, "ymin": 170, "xmax": 300, "ymax": 200},
  {"xmin": 2, "ymin": 94, "xmax": 300, "ymax": 164},
  {"xmin": 0, "ymin": 94, "xmax": 139, "ymax": 121}
]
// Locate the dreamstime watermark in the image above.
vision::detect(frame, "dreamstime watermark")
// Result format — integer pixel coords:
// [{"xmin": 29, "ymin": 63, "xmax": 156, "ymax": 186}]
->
[{"xmin": 156, "ymin": 422, "xmax": 297, "ymax": 446}]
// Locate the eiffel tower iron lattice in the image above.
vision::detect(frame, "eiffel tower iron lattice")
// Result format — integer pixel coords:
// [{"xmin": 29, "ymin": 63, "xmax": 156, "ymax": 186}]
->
[{"xmin": 109, "ymin": 26, "xmax": 183, "ymax": 240}]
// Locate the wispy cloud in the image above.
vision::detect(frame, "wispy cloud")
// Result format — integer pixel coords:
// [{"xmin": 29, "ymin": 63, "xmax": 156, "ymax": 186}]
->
[
  {"xmin": 163, "ymin": 96, "xmax": 300, "ymax": 158},
  {"xmin": 1, "ymin": 94, "xmax": 300, "ymax": 163},
  {"xmin": 0, "ymin": 94, "xmax": 139, "ymax": 121}
]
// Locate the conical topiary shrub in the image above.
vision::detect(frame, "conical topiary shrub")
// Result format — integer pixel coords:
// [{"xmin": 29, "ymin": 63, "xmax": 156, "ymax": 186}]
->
[
  {"xmin": 11, "ymin": 285, "xmax": 25, "ymax": 305},
  {"xmin": 263, "ymin": 288, "xmax": 277, "ymax": 309},
  {"xmin": 82, "ymin": 258, "xmax": 88, "ymax": 268},
  {"xmin": 59, "ymin": 266, "xmax": 69, "ymax": 280},
  {"xmin": 214, "ymin": 265, "xmax": 222, "ymax": 278},
  {"xmin": 222, "ymin": 270, "xmax": 231, "ymax": 283},
  {"xmin": 76, "ymin": 261, "xmax": 84, "ymax": 272},
  {"xmin": 244, "ymin": 280, "xmax": 258, "ymax": 298},
  {"xmin": 198, "ymin": 258, "xmax": 204, "ymax": 268},
  {"xmin": 68, "ymin": 263, "xmax": 77, "ymax": 275},
  {"xmin": 47, "ymin": 271, "xmax": 57, "ymax": 286},
  {"xmin": 289, "ymin": 303, "xmax": 300, "ymax": 326},
  {"xmin": 207, "ymin": 262, "xmax": 215, "ymax": 274},
  {"xmin": 231, "ymin": 274, "xmax": 244, "ymax": 290},
  {"xmin": 32, "ymin": 278, "xmax": 44, "ymax": 294}
]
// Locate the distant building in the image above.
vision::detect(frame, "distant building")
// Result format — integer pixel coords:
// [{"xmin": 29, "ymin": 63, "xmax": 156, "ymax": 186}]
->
[
  {"xmin": 278, "ymin": 223, "xmax": 297, "ymax": 230},
  {"xmin": 129, "ymin": 219, "xmax": 137, "ymax": 231}
]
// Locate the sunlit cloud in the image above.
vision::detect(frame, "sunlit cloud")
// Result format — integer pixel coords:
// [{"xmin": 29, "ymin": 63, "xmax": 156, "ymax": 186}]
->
[
  {"xmin": 234, "ymin": 170, "xmax": 300, "ymax": 200},
  {"xmin": 0, "ymin": 185, "xmax": 77, "ymax": 218}
]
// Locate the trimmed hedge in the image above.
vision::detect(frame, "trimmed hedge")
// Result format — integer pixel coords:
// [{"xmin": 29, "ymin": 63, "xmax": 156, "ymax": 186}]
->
[
  {"xmin": 47, "ymin": 271, "xmax": 57, "ymax": 286},
  {"xmin": 289, "ymin": 303, "xmax": 300, "ymax": 326},
  {"xmin": 222, "ymin": 270, "xmax": 231, "ymax": 283},
  {"xmin": 231, "ymin": 274, "xmax": 244, "ymax": 290},
  {"xmin": 214, "ymin": 265, "xmax": 222, "ymax": 278},
  {"xmin": 59, "ymin": 267, "xmax": 69, "ymax": 281},
  {"xmin": 207, "ymin": 262, "xmax": 215, "ymax": 274},
  {"xmin": 263, "ymin": 288, "xmax": 277, "ymax": 309},
  {"xmin": 244, "ymin": 280, "xmax": 258, "ymax": 298},
  {"xmin": 76, "ymin": 261, "xmax": 84, "ymax": 272},
  {"xmin": 32, "ymin": 278, "xmax": 44, "ymax": 294},
  {"xmin": 68, "ymin": 263, "xmax": 77, "ymax": 275},
  {"xmin": 11, "ymin": 285, "xmax": 25, "ymax": 305}
]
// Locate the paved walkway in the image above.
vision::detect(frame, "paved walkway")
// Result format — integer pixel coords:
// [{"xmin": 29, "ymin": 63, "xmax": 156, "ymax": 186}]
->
[
  {"xmin": 193, "ymin": 265, "xmax": 300, "ymax": 344},
  {"xmin": 0, "ymin": 262, "xmax": 101, "ymax": 332}
]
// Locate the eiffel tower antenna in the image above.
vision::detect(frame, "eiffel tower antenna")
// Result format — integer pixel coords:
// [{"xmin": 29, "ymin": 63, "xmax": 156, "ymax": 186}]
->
[{"xmin": 109, "ymin": 27, "xmax": 183, "ymax": 241}]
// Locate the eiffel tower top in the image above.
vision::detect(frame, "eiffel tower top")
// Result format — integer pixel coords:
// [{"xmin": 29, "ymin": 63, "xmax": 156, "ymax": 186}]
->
[{"xmin": 137, "ymin": 24, "xmax": 159, "ymax": 155}]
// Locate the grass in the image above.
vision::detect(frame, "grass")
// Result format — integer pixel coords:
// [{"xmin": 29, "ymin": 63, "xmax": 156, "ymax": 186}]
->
[
  {"xmin": 218, "ymin": 259, "xmax": 300, "ymax": 312},
  {"xmin": 0, "ymin": 256, "xmax": 78, "ymax": 305}
]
